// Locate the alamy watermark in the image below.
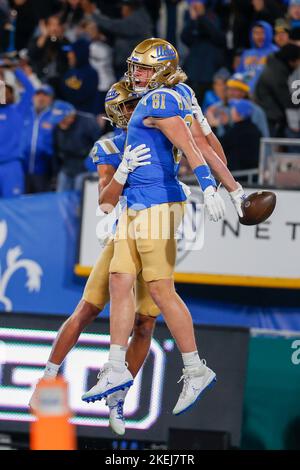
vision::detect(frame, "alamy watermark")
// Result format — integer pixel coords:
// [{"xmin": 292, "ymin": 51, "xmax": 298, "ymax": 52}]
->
[
  {"xmin": 291, "ymin": 339, "xmax": 300, "ymax": 365},
  {"xmin": 291, "ymin": 80, "xmax": 300, "ymax": 105},
  {"xmin": 95, "ymin": 199, "xmax": 205, "ymax": 252}
]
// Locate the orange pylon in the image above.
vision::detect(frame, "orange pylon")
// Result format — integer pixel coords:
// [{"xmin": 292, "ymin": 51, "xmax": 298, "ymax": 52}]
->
[{"xmin": 30, "ymin": 376, "xmax": 77, "ymax": 450}]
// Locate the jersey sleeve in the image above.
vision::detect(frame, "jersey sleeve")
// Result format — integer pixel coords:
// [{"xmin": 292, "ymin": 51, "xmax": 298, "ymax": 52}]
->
[
  {"xmin": 89, "ymin": 137, "xmax": 122, "ymax": 169},
  {"xmin": 143, "ymin": 89, "xmax": 183, "ymax": 119},
  {"xmin": 192, "ymin": 94, "xmax": 212, "ymax": 136}
]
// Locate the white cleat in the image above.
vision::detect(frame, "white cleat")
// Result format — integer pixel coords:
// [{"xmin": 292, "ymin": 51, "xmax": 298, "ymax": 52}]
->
[
  {"xmin": 81, "ymin": 362, "xmax": 133, "ymax": 403},
  {"xmin": 106, "ymin": 389, "xmax": 128, "ymax": 436},
  {"xmin": 172, "ymin": 360, "xmax": 216, "ymax": 416}
]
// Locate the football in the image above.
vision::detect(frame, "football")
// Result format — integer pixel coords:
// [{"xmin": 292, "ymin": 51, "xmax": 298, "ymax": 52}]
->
[{"xmin": 239, "ymin": 191, "xmax": 276, "ymax": 226}]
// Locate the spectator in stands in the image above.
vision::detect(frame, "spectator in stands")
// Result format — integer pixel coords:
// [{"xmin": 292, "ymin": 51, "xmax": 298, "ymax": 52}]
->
[
  {"xmin": 274, "ymin": 18, "xmax": 291, "ymax": 47},
  {"xmin": 0, "ymin": 0, "xmax": 8, "ymax": 18},
  {"xmin": 289, "ymin": 24, "xmax": 300, "ymax": 44},
  {"xmin": 237, "ymin": 20, "xmax": 278, "ymax": 92},
  {"xmin": 230, "ymin": 0, "xmax": 285, "ymax": 51},
  {"xmin": 60, "ymin": 0, "xmax": 84, "ymax": 43},
  {"xmin": 80, "ymin": 0, "xmax": 101, "ymax": 23},
  {"xmin": 226, "ymin": 73, "xmax": 270, "ymax": 136},
  {"xmin": 251, "ymin": 0, "xmax": 286, "ymax": 26},
  {"xmin": 0, "ymin": 63, "xmax": 35, "ymax": 197},
  {"xmin": 220, "ymin": 99, "xmax": 262, "ymax": 171},
  {"xmin": 97, "ymin": 0, "xmax": 119, "ymax": 18},
  {"xmin": 0, "ymin": 2, "xmax": 8, "ymax": 53},
  {"xmin": 181, "ymin": 0, "xmax": 226, "ymax": 104},
  {"xmin": 85, "ymin": 20, "xmax": 116, "ymax": 113},
  {"xmin": 17, "ymin": 49, "xmax": 42, "ymax": 89},
  {"xmin": 144, "ymin": 0, "xmax": 162, "ymax": 36},
  {"xmin": 206, "ymin": 72, "xmax": 269, "ymax": 137},
  {"xmin": 254, "ymin": 43, "xmax": 300, "ymax": 136},
  {"xmin": 95, "ymin": 0, "xmax": 152, "ymax": 79},
  {"xmin": 22, "ymin": 84, "xmax": 56, "ymax": 194},
  {"xmin": 52, "ymin": 101, "xmax": 101, "ymax": 192},
  {"xmin": 202, "ymin": 68, "xmax": 230, "ymax": 114},
  {"xmin": 287, "ymin": 0, "xmax": 300, "ymax": 30},
  {"xmin": 28, "ymin": 14, "xmax": 70, "ymax": 93},
  {"xmin": 60, "ymin": 38, "xmax": 99, "ymax": 114},
  {"xmin": 30, "ymin": 0, "xmax": 62, "ymax": 21},
  {"xmin": 10, "ymin": 0, "xmax": 38, "ymax": 51},
  {"xmin": 231, "ymin": 0, "xmax": 253, "ymax": 51},
  {"xmin": 232, "ymin": 48, "xmax": 245, "ymax": 72}
]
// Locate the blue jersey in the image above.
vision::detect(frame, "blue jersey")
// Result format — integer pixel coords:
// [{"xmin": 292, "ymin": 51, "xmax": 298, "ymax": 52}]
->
[
  {"xmin": 21, "ymin": 106, "xmax": 55, "ymax": 175},
  {"xmin": 88, "ymin": 129, "xmax": 127, "ymax": 235},
  {"xmin": 90, "ymin": 130, "xmax": 126, "ymax": 169},
  {"xmin": 0, "ymin": 69, "xmax": 35, "ymax": 164},
  {"xmin": 124, "ymin": 83, "xmax": 193, "ymax": 209}
]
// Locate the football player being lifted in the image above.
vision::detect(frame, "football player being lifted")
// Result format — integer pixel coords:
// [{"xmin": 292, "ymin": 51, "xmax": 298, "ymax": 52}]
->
[{"xmin": 82, "ymin": 39, "xmax": 246, "ymax": 421}]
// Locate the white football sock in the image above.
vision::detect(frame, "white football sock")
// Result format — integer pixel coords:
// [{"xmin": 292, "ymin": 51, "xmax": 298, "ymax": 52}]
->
[
  {"xmin": 109, "ymin": 344, "xmax": 127, "ymax": 369},
  {"xmin": 182, "ymin": 351, "xmax": 202, "ymax": 370},
  {"xmin": 43, "ymin": 361, "xmax": 60, "ymax": 378}
]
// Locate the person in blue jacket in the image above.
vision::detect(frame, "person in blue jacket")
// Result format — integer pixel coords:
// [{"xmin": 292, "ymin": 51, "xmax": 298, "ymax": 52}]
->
[
  {"xmin": 0, "ymin": 67, "xmax": 35, "ymax": 198},
  {"xmin": 21, "ymin": 84, "xmax": 56, "ymax": 194},
  {"xmin": 205, "ymin": 72, "xmax": 270, "ymax": 139},
  {"xmin": 51, "ymin": 100, "xmax": 101, "ymax": 191},
  {"xmin": 59, "ymin": 38, "xmax": 99, "ymax": 115},
  {"xmin": 237, "ymin": 20, "xmax": 278, "ymax": 92}
]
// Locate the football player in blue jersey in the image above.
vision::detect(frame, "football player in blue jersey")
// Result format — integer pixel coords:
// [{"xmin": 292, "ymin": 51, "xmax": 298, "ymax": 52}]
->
[
  {"xmin": 29, "ymin": 74, "xmax": 244, "ymax": 435},
  {"xmin": 29, "ymin": 81, "xmax": 159, "ymax": 436},
  {"xmin": 82, "ymin": 39, "xmax": 247, "ymax": 418}
]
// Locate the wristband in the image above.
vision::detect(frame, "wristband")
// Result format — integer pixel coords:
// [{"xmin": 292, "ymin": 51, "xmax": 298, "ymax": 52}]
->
[
  {"xmin": 193, "ymin": 164, "xmax": 216, "ymax": 191},
  {"xmin": 113, "ymin": 165, "xmax": 128, "ymax": 185}
]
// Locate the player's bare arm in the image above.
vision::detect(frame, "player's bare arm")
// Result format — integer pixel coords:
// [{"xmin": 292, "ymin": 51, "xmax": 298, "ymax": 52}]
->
[
  {"xmin": 145, "ymin": 115, "xmax": 225, "ymax": 222},
  {"xmin": 144, "ymin": 115, "xmax": 207, "ymax": 169},
  {"xmin": 190, "ymin": 118, "xmax": 238, "ymax": 192},
  {"xmin": 191, "ymin": 93, "xmax": 227, "ymax": 165},
  {"xmin": 206, "ymin": 131, "xmax": 227, "ymax": 165},
  {"xmin": 98, "ymin": 144, "xmax": 151, "ymax": 213},
  {"xmin": 97, "ymin": 164, "xmax": 123, "ymax": 213}
]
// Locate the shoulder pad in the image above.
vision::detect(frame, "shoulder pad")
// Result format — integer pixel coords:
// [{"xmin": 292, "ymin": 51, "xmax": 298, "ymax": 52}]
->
[{"xmin": 97, "ymin": 138, "xmax": 120, "ymax": 155}]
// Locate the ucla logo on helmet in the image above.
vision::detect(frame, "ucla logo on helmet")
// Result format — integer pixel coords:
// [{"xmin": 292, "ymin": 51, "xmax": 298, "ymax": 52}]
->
[
  {"xmin": 105, "ymin": 88, "xmax": 119, "ymax": 102},
  {"xmin": 155, "ymin": 45, "xmax": 176, "ymax": 62}
]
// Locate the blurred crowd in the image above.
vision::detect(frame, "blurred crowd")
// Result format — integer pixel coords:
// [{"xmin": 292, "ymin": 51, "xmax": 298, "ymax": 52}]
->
[{"xmin": 0, "ymin": 0, "xmax": 300, "ymax": 198}]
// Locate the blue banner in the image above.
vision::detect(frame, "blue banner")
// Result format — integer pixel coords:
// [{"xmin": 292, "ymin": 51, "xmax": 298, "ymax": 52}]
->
[
  {"xmin": 0, "ymin": 192, "xmax": 83, "ymax": 315},
  {"xmin": 0, "ymin": 191, "xmax": 299, "ymax": 331}
]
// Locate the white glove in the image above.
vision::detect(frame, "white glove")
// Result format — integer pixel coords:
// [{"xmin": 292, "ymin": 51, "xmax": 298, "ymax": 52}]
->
[
  {"xmin": 113, "ymin": 144, "xmax": 151, "ymax": 185},
  {"xmin": 204, "ymin": 186, "xmax": 226, "ymax": 222},
  {"xmin": 229, "ymin": 183, "xmax": 246, "ymax": 218},
  {"xmin": 95, "ymin": 204, "xmax": 120, "ymax": 246}
]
